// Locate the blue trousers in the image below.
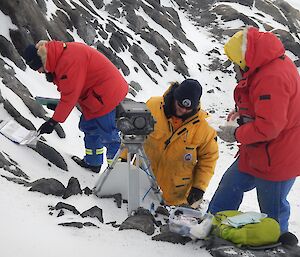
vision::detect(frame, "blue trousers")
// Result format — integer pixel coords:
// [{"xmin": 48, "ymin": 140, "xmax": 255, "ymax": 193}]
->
[
  {"xmin": 208, "ymin": 159, "xmax": 295, "ymax": 233},
  {"xmin": 79, "ymin": 109, "xmax": 120, "ymax": 166}
]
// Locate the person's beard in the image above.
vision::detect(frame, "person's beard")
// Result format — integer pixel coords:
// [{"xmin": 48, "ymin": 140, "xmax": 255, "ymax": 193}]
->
[
  {"xmin": 45, "ymin": 72, "xmax": 55, "ymax": 82},
  {"xmin": 172, "ymin": 102, "xmax": 197, "ymax": 120}
]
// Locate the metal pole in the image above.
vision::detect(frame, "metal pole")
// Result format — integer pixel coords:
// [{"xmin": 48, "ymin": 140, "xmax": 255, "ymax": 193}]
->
[
  {"xmin": 93, "ymin": 145, "xmax": 123, "ymax": 195},
  {"xmin": 127, "ymin": 152, "xmax": 140, "ymax": 215},
  {"xmin": 138, "ymin": 148, "xmax": 164, "ymax": 205}
]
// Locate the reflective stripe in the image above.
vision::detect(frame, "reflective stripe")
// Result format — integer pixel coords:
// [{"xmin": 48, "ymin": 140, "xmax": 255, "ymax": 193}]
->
[
  {"xmin": 107, "ymin": 158, "xmax": 121, "ymax": 165},
  {"xmin": 85, "ymin": 149, "xmax": 93, "ymax": 155},
  {"xmin": 96, "ymin": 148, "xmax": 104, "ymax": 155}
]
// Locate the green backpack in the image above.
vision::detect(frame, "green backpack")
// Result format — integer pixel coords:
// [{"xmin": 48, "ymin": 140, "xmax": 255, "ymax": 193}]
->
[{"xmin": 211, "ymin": 210, "xmax": 280, "ymax": 247}]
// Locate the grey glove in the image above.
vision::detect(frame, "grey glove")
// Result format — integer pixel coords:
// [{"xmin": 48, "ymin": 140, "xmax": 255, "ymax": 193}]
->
[{"xmin": 217, "ymin": 125, "xmax": 238, "ymax": 143}]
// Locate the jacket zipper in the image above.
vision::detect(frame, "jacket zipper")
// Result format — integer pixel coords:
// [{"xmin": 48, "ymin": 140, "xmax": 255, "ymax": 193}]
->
[{"xmin": 164, "ymin": 116, "xmax": 198, "ymax": 149}]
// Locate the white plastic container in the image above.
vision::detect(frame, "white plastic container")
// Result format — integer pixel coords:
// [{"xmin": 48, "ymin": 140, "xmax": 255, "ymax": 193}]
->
[
  {"xmin": 189, "ymin": 213, "xmax": 214, "ymax": 239},
  {"xmin": 168, "ymin": 207, "xmax": 205, "ymax": 238}
]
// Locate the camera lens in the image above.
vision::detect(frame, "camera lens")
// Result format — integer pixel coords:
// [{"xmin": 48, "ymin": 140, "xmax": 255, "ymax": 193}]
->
[
  {"xmin": 117, "ymin": 117, "xmax": 133, "ymax": 133},
  {"xmin": 133, "ymin": 116, "xmax": 146, "ymax": 129}
]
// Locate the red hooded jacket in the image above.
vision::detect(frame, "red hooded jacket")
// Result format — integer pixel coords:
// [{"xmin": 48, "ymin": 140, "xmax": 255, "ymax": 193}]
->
[
  {"xmin": 235, "ymin": 27, "xmax": 300, "ymax": 181},
  {"xmin": 45, "ymin": 41, "xmax": 128, "ymax": 122}
]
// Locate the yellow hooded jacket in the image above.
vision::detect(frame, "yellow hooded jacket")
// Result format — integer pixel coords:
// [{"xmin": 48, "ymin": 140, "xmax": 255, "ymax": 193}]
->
[{"xmin": 141, "ymin": 92, "xmax": 219, "ymax": 206}]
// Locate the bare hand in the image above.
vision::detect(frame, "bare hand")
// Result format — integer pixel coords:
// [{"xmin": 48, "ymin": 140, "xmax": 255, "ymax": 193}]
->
[{"xmin": 227, "ymin": 110, "xmax": 239, "ymax": 122}]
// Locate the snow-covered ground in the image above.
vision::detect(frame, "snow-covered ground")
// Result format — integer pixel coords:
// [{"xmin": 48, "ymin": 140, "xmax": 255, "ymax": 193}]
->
[{"xmin": 0, "ymin": 1, "xmax": 299, "ymax": 257}]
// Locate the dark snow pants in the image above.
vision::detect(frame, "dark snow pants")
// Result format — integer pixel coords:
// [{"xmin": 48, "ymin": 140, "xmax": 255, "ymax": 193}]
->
[{"xmin": 79, "ymin": 109, "xmax": 120, "ymax": 166}]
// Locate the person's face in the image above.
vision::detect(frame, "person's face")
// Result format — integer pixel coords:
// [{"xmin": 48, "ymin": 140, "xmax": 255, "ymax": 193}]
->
[
  {"xmin": 174, "ymin": 100, "xmax": 193, "ymax": 117},
  {"xmin": 233, "ymin": 63, "xmax": 243, "ymax": 81}
]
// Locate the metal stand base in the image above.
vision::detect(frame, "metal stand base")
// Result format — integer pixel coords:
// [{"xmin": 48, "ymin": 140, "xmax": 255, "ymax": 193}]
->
[{"xmin": 94, "ymin": 134, "xmax": 164, "ymax": 215}]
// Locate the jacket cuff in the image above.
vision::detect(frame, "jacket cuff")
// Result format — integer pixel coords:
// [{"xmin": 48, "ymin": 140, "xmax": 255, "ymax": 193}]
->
[{"xmin": 234, "ymin": 127, "xmax": 239, "ymax": 142}]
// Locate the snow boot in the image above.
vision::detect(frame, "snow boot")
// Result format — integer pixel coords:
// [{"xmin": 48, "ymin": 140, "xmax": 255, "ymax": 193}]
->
[
  {"xmin": 71, "ymin": 156, "xmax": 101, "ymax": 173},
  {"xmin": 278, "ymin": 232, "xmax": 298, "ymax": 246}
]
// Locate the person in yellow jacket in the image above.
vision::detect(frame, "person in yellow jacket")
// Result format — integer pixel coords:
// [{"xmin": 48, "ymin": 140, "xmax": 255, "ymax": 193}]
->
[{"xmin": 128, "ymin": 79, "xmax": 219, "ymax": 206}]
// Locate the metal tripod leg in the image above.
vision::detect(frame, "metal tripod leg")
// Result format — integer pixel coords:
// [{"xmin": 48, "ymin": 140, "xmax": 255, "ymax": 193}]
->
[
  {"xmin": 94, "ymin": 144, "xmax": 141, "ymax": 215},
  {"xmin": 137, "ymin": 147, "xmax": 164, "ymax": 205},
  {"xmin": 128, "ymin": 151, "xmax": 139, "ymax": 214},
  {"xmin": 93, "ymin": 136, "xmax": 164, "ymax": 215},
  {"xmin": 93, "ymin": 145, "xmax": 124, "ymax": 195}
]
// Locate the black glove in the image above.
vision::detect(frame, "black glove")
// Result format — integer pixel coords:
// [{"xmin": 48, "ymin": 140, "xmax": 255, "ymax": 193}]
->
[
  {"xmin": 187, "ymin": 187, "xmax": 204, "ymax": 205},
  {"xmin": 38, "ymin": 118, "xmax": 58, "ymax": 134},
  {"xmin": 46, "ymin": 103, "xmax": 57, "ymax": 111}
]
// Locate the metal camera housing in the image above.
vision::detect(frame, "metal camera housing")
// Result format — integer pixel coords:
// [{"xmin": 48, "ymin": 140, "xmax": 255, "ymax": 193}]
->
[{"xmin": 116, "ymin": 99, "xmax": 155, "ymax": 136}]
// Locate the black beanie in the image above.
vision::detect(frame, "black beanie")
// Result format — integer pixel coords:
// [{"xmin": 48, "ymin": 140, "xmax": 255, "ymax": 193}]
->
[
  {"xmin": 174, "ymin": 79, "xmax": 202, "ymax": 109},
  {"xmin": 24, "ymin": 44, "xmax": 43, "ymax": 71}
]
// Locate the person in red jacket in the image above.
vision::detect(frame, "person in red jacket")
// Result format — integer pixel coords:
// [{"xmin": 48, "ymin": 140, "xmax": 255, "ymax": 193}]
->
[
  {"xmin": 24, "ymin": 41, "xmax": 128, "ymax": 173},
  {"xmin": 208, "ymin": 27, "xmax": 300, "ymax": 246}
]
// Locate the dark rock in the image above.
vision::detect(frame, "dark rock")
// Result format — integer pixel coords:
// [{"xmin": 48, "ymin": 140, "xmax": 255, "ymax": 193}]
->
[
  {"xmin": 57, "ymin": 210, "xmax": 64, "ymax": 217},
  {"xmin": 169, "ymin": 43, "xmax": 189, "ymax": 77},
  {"xmin": 29, "ymin": 178, "xmax": 66, "ymax": 196},
  {"xmin": 83, "ymin": 186, "xmax": 93, "ymax": 196},
  {"xmin": 0, "ymin": 36, "xmax": 26, "ymax": 70},
  {"xmin": 141, "ymin": 1, "xmax": 197, "ymax": 51},
  {"xmin": 273, "ymin": 29, "xmax": 300, "ymax": 63},
  {"xmin": 58, "ymin": 221, "xmax": 98, "ymax": 228},
  {"xmin": 3, "ymin": 101, "xmax": 36, "ymax": 130},
  {"xmin": 0, "ymin": 152, "xmax": 29, "ymax": 179},
  {"xmin": 54, "ymin": 10, "xmax": 73, "ymax": 31},
  {"xmin": 129, "ymin": 43, "xmax": 161, "ymax": 81},
  {"xmin": 67, "ymin": 7, "xmax": 97, "ymax": 45},
  {"xmin": 81, "ymin": 206, "xmax": 104, "ymax": 223},
  {"xmin": 100, "ymin": 193, "xmax": 122, "ymax": 208},
  {"xmin": 119, "ymin": 207, "xmax": 155, "ymax": 235},
  {"xmin": 155, "ymin": 206, "xmax": 170, "ymax": 217},
  {"xmin": 129, "ymin": 81, "xmax": 142, "ymax": 93},
  {"xmin": 63, "ymin": 177, "xmax": 82, "ymax": 199},
  {"xmin": 53, "ymin": 124, "xmax": 66, "ymax": 139},
  {"xmin": 106, "ymin": 221, "xmax": 120, "ymax": 228},
  {"xmin": 206, "ymin": 236, "xmax": 300, "ymax": 257},
  {"xmin": 105, "ymin": 1, "xmax": 122, "ymax": 18},
  {"xmin": 36, "ymin": 0, "xmax": 47, "ymax": 14},
  {"xmin": 96, "ymin": 43, "xmax": 130, "ymax": 76},
  {"xmin": 83, "ymin": 222, "xmax": 98, "ymax": 227},
  {"xmin": 152, "ymin": 231, "xmax": 192, "ymax": 245},
  {"xmin": 0, "ymin": 0, "xmax": 69, "ymax": 58},
  {"xmin": 279, "ymin": 232, "xmax": 299, "ymax": 247},
  {"xmin": 54, "ymin": 202, "xmax": 80, "ymax": 215},
  {"xmin": 126, "ymin": 12, "xmax": 149, "ymax": 33},
  {"xmin": 220, "ymin": 0, "xmax": 253, "ymax": 7},
  {"xmin": 31, "ymin": 141, "xmax": 68, "ymax": 171},
  {"xmin": 91, "ymin": 0, "xmax": 104, "ymax": 9},
  {"xmin": 255, "ymin": 0, "xmax": 288, "ymax": 26},
  {"xmin": 58, "ymin": 222, "xmax": 84, "ymax": 228},
  {"xmin": 213, "ymin": 4, "xmax": 258, "ymax": 27},
  {"xmin": 1, "ymin": 175, "xmax": 31, "ymax": 186},
  {"xmin": 140, "ymin": 30, "xmax": 170, "ymax": 57},
  {"xmin": 109, "ymin": 31, "xmax": 131, "ymax": 53},
  {"xmin": 0, "ymin": 59, "xmax": 47, "ymax": 119}
]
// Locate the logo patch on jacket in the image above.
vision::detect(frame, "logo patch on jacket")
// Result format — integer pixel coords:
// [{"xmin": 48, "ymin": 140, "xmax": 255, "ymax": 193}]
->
[{"xmin": 184, "ymin": 153, "xmax": 192, "ymax": 161}]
